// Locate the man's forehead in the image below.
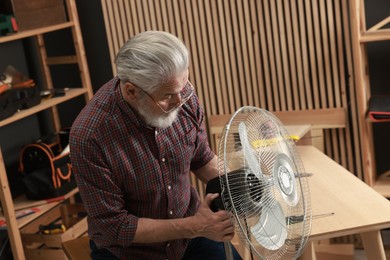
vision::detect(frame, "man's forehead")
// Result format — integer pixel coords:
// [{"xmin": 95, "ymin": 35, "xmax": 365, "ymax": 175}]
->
[{"xmin": 161, "ymin": 73, "xmax": 188, "ymax": 90}]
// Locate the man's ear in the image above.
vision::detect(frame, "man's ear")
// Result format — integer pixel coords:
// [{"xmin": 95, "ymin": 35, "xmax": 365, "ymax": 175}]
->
[{"xmin": 123, "ymin": 82, "xmax": 137, "ymax": 100}]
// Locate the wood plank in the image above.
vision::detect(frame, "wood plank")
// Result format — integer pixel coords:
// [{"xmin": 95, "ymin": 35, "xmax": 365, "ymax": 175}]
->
[
  {"xmin": 277, "ymin": 0, "xmax": 292, "ymax": 110},
  {"xmin": 0, "ymin": 22, "xmax": 74, "ymax": 43},
  {"xmin": 107, "ymin": 0, "xmax": 120, "ymax": 60},
  {"xmin": 193, "ymin": 0, "xmax": 211, "ymax": 114},
  {"xmin": 373, "ymin": 170, "xmax": 390, "ymax": 198},
  {"xmin": 250, "ymin": 0, "xmax": 266, "ymax": 108},
  {"xmin": 172, "ymin": 0, "xmax": 182, "ymax": 38},
  {"xmin": 236, "ymin": 0, "xmax": 253, "ymax": 106},
  {"xmin": 332, "ymin": 1, "xmax": 348, "ymax": 170},
  {"xmin": 305, "ymin": 0, "xmax": 320, "ymax": 109},
  {"xmin": 166, "ymin": 0, "xmax": 176, "ymax": 35},
  {"xmin": 0, "ymin": 89, "xmax": 87, "ymax": 128},
  {"xmin": 270, "ymin": 0, "xmax": 284, "ymax": 111},
  {"xmin": 123, "ymin": 0, "xmax": 134, "ymax": 37},
  {"xmin": 217, "ymin": 0, "xmax": 236, "ymax": 114},
  {"xmin": 135, "ymin": 0, "xmax": 145, "ymax": 31},
  {"xmin": 313, "ymin": 0, "xmax": 327, "ymax": 108},
  {"xmin": 62, "ymin": 236, "xmax": 90, "ymax": 260},
  {"xmin": 159, "ymin": 0, "xmax": 170, "ymax": 31},
  {"xmin": 46, "ymin": 56, "xmax": 78, "ymax": 65},
  {"xmin": 321, "ymin": 0, "xmax": 340, "ymax": 167},
  {"xmin": 101, "ymin": 0, "xmax": 116, "ymax": 76},
  {"xmin": 284, "ymin": 0, "xmax": 300, "ymax": 110},
  {"xmin": 113, "ymin": 1, "xmax": 125, "ymax": 45},
  {"xmin": 298, "ymin": 0, "xmax": 313, "ymax": 110},
  {"xmin": 360, "ymin": 29, "xmax": 390, "ymax": 42},
  {"xmin": 141, "ymin": 0, "xmax": 151, "ymax": 30},
  {"xmin": 0, "ymin": 150, "xmax": 25, "ymax": 259},
  {"xmin": 367, "ymin": 16, "xmax": 390, "ymax": 32},
  {"xmin": 129, "ymin": 0, "xmax": 140, "ymax": 35},
  {"xmin": 262, "ymin": 0, "xmax": 276, "ymax": 111},
  {"xmin": 208, "ymin": 108, "xmax": 347, "ymax": 137},
  {"xmin": 230, "ymin": 0, "xmax": 248, "ymax": 107},
  {"xmin": 244, "ymin": 0, "xmax": 260, "ymax": 107},
  {"xmin": 66, "ymin": 0, "xmax": 94, "ymax": 100},
  {"xmin": 225, "ymin": 1, "xmax": 241, "ymax": 110},
  {"xmin": 153, "ymin": 0, "xmax": 164, "ymax": 30},
  {"xmin": 195, "ymin": 0, "xmax": 218, "ymax": 114},
  {"xmin": 183, "ymin": 0, "xmax": 208, "ymax": 114},
  {"xmin": 349, "ymin": 0, "xmax": 376, "ymax": 184},
  {"xmin": 206, "ymin": 0, "xmax": 228, "ymax": 114},
  {"xmin": 300, "ymin": 146, "xmax": 390, "ymax": 240},
  {"xmin": 342, "ymin": 0, "xmax": 362, "ymax": 178},
  {"xmin": 255, "ymin": 0, "xmax": 272, "ymax": 110}
]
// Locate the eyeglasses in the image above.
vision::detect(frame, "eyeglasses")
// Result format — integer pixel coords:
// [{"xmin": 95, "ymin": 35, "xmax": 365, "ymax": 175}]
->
[{"xmin": 138, "ymin": 81, "xmax": 194, "ymax": 114}]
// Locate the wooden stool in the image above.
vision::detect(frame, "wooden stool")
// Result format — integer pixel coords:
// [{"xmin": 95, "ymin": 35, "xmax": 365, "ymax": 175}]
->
[{"xmin": 62, "ymin": 236, "xmax": 91, "ymax": 260}]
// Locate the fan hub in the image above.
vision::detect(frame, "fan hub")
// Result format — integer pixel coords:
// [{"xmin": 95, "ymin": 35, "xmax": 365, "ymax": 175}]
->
[
  {"xmin": 273, "ymin": 153, "xmax": 299, "ymax": 206},
  {"xmin": 278, "ymin": 165, "xmax": 293, "ymax": 195}
]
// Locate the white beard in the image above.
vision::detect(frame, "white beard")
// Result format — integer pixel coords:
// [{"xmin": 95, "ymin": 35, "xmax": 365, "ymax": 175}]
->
[{"xmin": 137, "ymin": 97, "xmax": 179, "ymax": 128}]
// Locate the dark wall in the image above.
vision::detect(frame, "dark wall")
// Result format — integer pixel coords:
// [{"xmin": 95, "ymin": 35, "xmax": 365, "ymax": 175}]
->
[
  {"xmin": 75, "ymin": 0, "xmax": 113, "ymax": 91},
  {"xmin": 364, "ymin": 0, "xmax": 390, "ymax": 175},
  {"xmin": 0, "ymin": 1, "xmax": 112, "ymax": 195},
  {"xmin": 0, "ymin": 41, "xmax": 43, "ymax": 195}
]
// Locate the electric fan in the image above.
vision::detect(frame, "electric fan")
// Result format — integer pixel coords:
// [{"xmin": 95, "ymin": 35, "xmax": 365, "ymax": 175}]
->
[{"xmin": 206, "ymin": 106, "xmax": 312, "ymax": 260}]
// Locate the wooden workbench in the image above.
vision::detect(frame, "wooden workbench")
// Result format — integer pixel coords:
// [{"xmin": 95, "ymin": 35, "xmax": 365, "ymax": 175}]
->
[
  {"xmin": 299, "ymin": 145, "xmax": 390, "ymax": 259},
  {"xmin": 233, "ymin": 145, "xmax": 390, "ymax": 259}
]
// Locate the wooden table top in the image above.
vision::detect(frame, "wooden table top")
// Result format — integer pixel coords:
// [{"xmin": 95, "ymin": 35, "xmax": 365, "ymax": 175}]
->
[{"xmin": 298, "ymin": 145, "xmax": 390, "ymax": 240}]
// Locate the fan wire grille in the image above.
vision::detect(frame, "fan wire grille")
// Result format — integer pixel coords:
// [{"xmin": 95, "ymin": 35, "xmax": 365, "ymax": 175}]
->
[{"xmin": 217, "ymin": 106, "xmax": 312, "ymax": 260}]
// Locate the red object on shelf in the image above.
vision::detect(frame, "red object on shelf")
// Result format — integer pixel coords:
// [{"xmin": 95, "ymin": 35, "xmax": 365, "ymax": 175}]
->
[
  {"xmin": 10, "ymin": 16, "xmax": 17, "ymax": 32},
  {"xmin": 368, "ymin": 95, "xmax": 390, "ymax": 122}
]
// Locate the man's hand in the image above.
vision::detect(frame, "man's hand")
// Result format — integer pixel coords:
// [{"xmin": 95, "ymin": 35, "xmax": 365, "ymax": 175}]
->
[{"xmin": 190, "ymin": 193, "xmax": 235, "ymax": 242}]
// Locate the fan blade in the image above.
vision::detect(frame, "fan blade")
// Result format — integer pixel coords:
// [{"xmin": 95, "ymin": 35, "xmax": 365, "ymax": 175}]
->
[
  {"xmin": 250, "ymin": 201, "xmax": 287, "ymax": 250},
  {"xmin": 238, "ymin": 122, "xmax": 262, "ymax": 178}
]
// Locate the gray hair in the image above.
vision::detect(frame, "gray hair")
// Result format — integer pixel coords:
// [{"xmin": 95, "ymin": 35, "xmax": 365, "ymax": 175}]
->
[{"xmin": 115, "ymin": 31, "xmax": 189, "ymax": 92}]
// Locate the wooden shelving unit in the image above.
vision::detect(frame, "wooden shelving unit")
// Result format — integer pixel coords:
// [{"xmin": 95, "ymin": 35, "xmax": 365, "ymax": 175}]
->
[
  {"xmin": 0, "ymin": 0, "xmax": 92, "ymax": 259},
  {"xmin": 0, "ymin": 88, "xmax": 87, "ymax": 128},
  {"xmin": 350, "ymin": 0, "xmax": 390, "ymax": 196}
]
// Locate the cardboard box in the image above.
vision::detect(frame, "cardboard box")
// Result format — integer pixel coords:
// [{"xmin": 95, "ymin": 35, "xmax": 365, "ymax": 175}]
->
[
  {"xmin": 20, "ymin": 203, "xmax": 88, "ymax": 260},
  {"xmin": 0, "ymin": 0, "xmax": 67, "ymax": 31}
]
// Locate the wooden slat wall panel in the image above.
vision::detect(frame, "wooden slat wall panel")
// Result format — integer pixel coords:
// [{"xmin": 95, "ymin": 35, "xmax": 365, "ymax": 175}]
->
[{"xmin": 101, "ymin": 0, "xmax": 362, "ymax": 179}]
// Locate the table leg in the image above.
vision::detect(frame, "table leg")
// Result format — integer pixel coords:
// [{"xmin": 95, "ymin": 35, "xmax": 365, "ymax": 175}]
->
[
  {"xmin": 300, "ymin": 241, "xmax": 317, "ymax": 260},
  {"xmin": 360, "ymin": 230, "xmax": 386, "ymax": 260}
]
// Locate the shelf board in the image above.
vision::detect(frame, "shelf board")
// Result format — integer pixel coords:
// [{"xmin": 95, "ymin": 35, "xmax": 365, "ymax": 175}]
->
[
  {"xmin": 360, "ymin": 29, "xmax": 390, "ymax": 43},
  {"xmin": 0, "ymin": 187, "xmax": 79, "ymax": 229},
  {"xmin": 0, "ymin": 88, "xmax": 87, "ymax": 128},
  {"xmin": 0, "ymin": 22, "xmax": 75, "ymax": 43},
  {"xmin": 373, "ymin": 170, "xmax": 390, "ymax": 198}
]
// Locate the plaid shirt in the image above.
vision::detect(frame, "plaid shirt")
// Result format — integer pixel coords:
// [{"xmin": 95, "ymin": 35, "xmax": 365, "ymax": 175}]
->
[{"xmin": 69, "ymin": 77, "xmax": 215, "ymax": 259}]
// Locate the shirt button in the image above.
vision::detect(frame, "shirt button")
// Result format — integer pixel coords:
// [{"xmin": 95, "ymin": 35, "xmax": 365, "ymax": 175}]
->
[
  {"xmin": 155, "ymin": 130, "xmax": 158, "ymax": 136},
  {"xmin": 169, "ymin": 210, "xmax": 173, "ymax": 215},
  {"xmin": 162, "ymin": 158, "xmax": 166, "ymax": 162},
  {"xmin": 168, "ymin": 185, "xmax": 171, "ymax": 190},
  {"xmin": 167, "ymin": 242, "xmax": 170, "ymax": 247}
]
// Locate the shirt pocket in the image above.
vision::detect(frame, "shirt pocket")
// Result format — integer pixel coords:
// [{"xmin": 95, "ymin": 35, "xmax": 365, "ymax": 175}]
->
[{"xmin": 177, "ymin": 125, "xmax": 197, "ymax": 173}]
